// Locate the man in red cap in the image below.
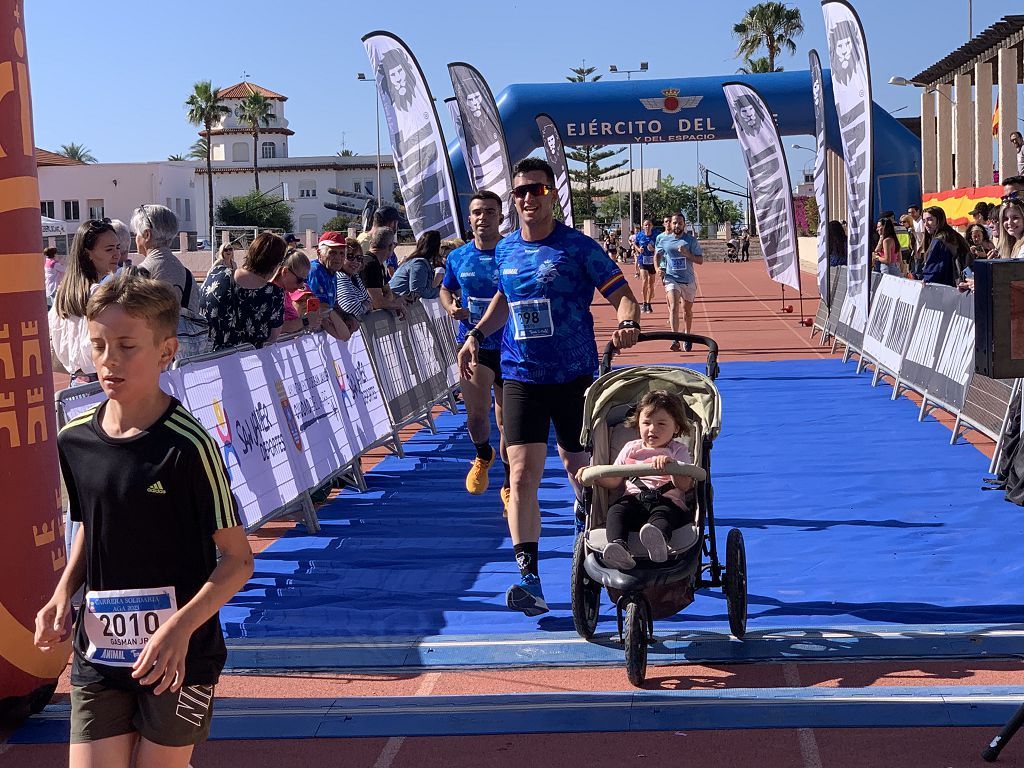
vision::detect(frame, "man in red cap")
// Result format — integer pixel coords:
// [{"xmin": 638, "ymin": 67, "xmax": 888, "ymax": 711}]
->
[{"xmin": 308, "ymin": 231, "xmax": 346, "ymax": 308}]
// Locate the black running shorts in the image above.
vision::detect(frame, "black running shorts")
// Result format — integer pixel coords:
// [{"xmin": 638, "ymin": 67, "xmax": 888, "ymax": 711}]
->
[
  {"xmin": 638, "ymin": 262, "xmax": 656, "ymax": 274},
  {"xmin": 476, "ymin": 348, "xmax": 503, "ymax": 386},
  {"xmin": 502, "ymin": 375, "xmax": 592, "ymax": 452},
  {"xmin": 71, "ymin": 679, "xmax": 215, "ymax": 747}
]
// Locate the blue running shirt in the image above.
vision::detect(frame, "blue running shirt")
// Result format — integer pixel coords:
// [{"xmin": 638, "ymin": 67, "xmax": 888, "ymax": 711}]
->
[
  {"xmin": 442, "ymin": 241, "xmax": 502, "ymax": 351},
  {"xmin": 496, "ymin": 222, "xmax": 627, "ymax": 384},
  {"xmin": 656, "ymin": 233, "xmax": 702, "ymax": 283},
  {"xmin": 634, "ymin": 231, "xmax": 656, "ymax": 265}
]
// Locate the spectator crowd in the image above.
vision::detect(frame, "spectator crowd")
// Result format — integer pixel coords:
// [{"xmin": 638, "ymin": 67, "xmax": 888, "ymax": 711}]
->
[{"xmin": 45, "ymin": 202, "xmax": 458, "ymax": 387}]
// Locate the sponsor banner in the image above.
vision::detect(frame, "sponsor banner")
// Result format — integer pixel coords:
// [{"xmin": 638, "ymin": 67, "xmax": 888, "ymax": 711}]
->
[
  {"xmin": 536, "ymin": 113, "xmax": 575, "ymax": 229},
  {"xmin": 265, "ymin": 335, "xmax": 354, "ymax": 489},
  {"xmin": 444, "ymin": 97, "xmax": 465, "ymax": 152},
  {"xmin": 722, "ymin": 82, "xmax": 800, "ymax": 291},
  {"xmin": 823, "ymin": 1, "xmax": 873, "ymax": 324},
  {"xmin": 862, "ymin": 275, "xmax": 922, "ymax": 375},
  {"xmin": 422, "ymin": 298, "xmax": 461, "ymax": 389},
  {"xmin": 448, "ymin": 63, "xmax": 517, "ymax": 234},
  {"xmin": 361, "ymin": 307, "xmax": 449, "ymax": 426},
  {"xmin": 320, "ymin": 329, "xmax": 392, "ymax": 456},
  {"xmin": 824, "ymin": 266, "xmax": 849, "ymax": 337},
  {"xmin": 926, "ymin": 289, "xmax": 976, "ymax": 410},
  {"xmin": 901, "ymin": 284, "xmax": 965, "ymax": 404},
  {"xmin": 60, "ymin": 371, "xmax": 184, "ymax": 425},
  {"xmin": 808, "ymin": 49, "xmax": 830, "ymax": 305},
  {"xmin": 179, "ymin": 349, "xmax": 302, "ymax": 530},
  {"xmin": 363, "ymin": 32, "xmax": 462, "ymax": 240},
  {"xmin": 834, "ymin": 272, "xmax": 880, "ymax": 352}
]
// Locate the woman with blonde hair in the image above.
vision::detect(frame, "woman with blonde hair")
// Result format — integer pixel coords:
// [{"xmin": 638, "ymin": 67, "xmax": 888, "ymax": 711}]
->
[
  {"xmin": 48, "ymin": 219, "xmax": 121, "ymax": 384},
  {"xmin": 213, "ymin": 242, "xmax": 237, "ymax": 270},
  {"xmin": 996, "ymin": 199, "xmax": 1024, "ymax": 260}
]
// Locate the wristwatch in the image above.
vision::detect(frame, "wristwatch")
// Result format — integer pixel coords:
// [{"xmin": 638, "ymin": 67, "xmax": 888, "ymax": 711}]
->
[
  {"xmin": 466, "ymin": 327, "xmax": 485, "ymax": 343},
  {"xmin": 618, "ymin": 320, "xmax": 641, "ymax": 330}
]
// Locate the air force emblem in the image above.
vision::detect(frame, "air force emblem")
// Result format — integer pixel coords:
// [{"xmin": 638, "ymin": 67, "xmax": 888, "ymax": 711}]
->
[{"xmin": 639, "ymin": 89, "xmax": 702, "ymax": 114}]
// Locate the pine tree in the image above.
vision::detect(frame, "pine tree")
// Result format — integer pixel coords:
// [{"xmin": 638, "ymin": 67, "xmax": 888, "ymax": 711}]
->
[{"xmin": 565, "ymin": 64, "xmax": 629, "ymax": 219}]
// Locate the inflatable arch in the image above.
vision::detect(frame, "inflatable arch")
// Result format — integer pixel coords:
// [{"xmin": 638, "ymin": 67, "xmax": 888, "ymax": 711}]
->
[{"xmin": 449, "ymin": 70, "xmax": 921, "ymax": 224}]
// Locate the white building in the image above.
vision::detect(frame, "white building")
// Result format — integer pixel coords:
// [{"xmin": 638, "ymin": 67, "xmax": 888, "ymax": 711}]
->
[{"xmin": 36, "ymin": 81, "xmax": 398, "ymax": 244}]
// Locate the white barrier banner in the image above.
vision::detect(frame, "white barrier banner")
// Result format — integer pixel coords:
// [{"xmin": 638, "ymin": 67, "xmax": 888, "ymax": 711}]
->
[
  {"xmin": 863, "ymin": 275, "xmax": 922, "ymax": 375},
  {"xmin": 265, "ymin": 335, "xmax": 354, "ymax": 489},
  {"xmin": 179, "ymin": 350, "xmax": 301, "ymax": 530},
  {"xmin": 422, "ymin": 298, "xmax": 460, "ymax": 389},
  {"xmin": 61, "ymin": 371, "xmax": 184, "ymax": 424},
  {"xmin": 320, "ymin": 330, "xmax": 392, "ymax": 456}
]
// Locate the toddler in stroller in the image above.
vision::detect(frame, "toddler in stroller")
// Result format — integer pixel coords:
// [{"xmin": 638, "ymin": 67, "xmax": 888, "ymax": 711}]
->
[{"xmin": 577, "ymin": 390, "xmax": 694, "ymax": 570}]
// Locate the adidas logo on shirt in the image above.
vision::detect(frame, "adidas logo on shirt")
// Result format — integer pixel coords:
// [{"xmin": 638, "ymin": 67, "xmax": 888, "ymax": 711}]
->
[{"xmin": 146, "ymin": 481, "xmax": 167, "ymax": 495}]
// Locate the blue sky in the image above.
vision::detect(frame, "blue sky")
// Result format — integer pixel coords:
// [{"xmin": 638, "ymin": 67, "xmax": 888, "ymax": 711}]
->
[{"xmin": 25, "ymin": 0, "xmax": 1013, "ymax": 196}]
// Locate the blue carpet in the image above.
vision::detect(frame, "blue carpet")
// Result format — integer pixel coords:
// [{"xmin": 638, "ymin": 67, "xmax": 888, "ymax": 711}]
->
[{"xmin": 220, "ymin": 358, "xmax": 1024, "ymax": 642}]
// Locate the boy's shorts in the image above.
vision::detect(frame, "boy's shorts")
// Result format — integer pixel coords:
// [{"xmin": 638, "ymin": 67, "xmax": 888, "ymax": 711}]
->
[{"xmin": 71, "ymin": 680, "xmax": 215, "ymax": 747}]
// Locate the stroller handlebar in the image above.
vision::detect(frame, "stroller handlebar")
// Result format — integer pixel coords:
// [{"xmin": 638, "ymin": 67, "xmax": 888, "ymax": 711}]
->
[
  {"xmin": 601, "ymin": 332, "xmax": 720, "ymax": 379},
  {"xmin": 580, "ymin": 462, "xmax": 708, "ymax": 486}
]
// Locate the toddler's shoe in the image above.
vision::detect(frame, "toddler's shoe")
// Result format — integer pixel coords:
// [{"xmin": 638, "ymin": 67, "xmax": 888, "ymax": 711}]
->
[{"xmin": 640, "ymin": 523, "xmax": 669, "ymax": 563}]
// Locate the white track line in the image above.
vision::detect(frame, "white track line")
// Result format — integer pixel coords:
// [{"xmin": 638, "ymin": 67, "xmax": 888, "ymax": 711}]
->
[
  {"xmin": 372, "ymin": 672, "xmax": 440, "ymax": 768},
  {"xmin": 784, "ymin": 664, "xmax": 823, "ymax": 768}
]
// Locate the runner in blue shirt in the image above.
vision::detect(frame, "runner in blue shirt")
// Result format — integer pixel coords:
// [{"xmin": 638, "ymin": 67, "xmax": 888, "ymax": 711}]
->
[
  {"xmin": 458, "ymin": 158, "xmax": 642, "ymax": 617},
  {"xmin": 634, "ymin": 219, "xmax": 657, "ymax": 314},
  {"xmin": 655, "ymin": 212, "xmax": 704, "ymax": 351},
  {"xmin": 439, "ymin": 190, "xmax": 511, "ymax": 513}
]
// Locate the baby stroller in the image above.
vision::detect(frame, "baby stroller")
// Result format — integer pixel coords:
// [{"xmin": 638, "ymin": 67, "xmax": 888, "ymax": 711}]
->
[
  {"xmin": 725, "ymin": 238, "xmax": 739, "ymax": 262},
  {"xmin": 572, "ymin": 332, "xmax": 747, "ymax": 686}
]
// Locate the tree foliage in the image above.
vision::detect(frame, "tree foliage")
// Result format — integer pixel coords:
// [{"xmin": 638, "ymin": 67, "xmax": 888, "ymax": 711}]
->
[
  {"xmin": 565, "ymin": 63, "xmax": 628, "ymax": 219},
  {"xmin": 185, "ymin": 81, "xmax": 229, "ymax": 232},
  {"xmin": 596, "ymin": 176, "xmax": 743, "ymax": 228},
  {"xmin": 321, "ymin": 214, "xmax": 353, "ymax": 232},
  {"xmin": 732, "ymin": 2, "xmax": 804, "ymax": 73},
  {"xmin": 57, "ymin": 143, "xmax": 96, "ymax": 163},
  {"xmin": 236, "ymin": 92, "xmax": 275, "ymax": 192},
  {"xmin": 216, "ymin": 191, "xmax": 294, "ymax": 231},
  {"xmin": 167, "ymin": 154, "xmax": 186, "ymax": 161},
  {"xmin": 737, "ymin": 56, "xmax": 783, "ymax": 74}
]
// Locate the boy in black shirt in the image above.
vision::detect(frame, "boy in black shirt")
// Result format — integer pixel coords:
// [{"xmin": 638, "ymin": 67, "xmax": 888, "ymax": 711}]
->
[{"xmin": 35, "ymin": 271, "xmax": 253, "ymax": 766}]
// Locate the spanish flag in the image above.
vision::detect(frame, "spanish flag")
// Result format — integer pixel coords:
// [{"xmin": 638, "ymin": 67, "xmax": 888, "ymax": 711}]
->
[{"xmin": 993, "ymin": 95, "xmax": 1000, "ymax": 137}]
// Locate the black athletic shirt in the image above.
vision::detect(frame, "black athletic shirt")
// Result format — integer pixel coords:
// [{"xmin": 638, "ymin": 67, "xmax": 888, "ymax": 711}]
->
[
  {"xmin": 362, "ymin": 256, "xmax": 388, "ymax": 291},
  {"xmin": 59, "ymin": 398, "xmax": 241, "ymax": 687}
]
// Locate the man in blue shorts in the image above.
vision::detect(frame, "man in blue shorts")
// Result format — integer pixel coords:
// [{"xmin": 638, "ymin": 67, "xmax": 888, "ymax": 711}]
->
[
  {"xmin": 440, "ymin": 190, "xmax": 511, "ymax": 513},
  {"xmin": 656, "ymin": 212, "xmax": 703, "ymax": 351},
  {"xmin": 634, "ymin": 219, "xmax": 657, "ymax": 314},
  {"xmin": 457, "ymin": 157, "xmax": 641, "ymax": 617}
]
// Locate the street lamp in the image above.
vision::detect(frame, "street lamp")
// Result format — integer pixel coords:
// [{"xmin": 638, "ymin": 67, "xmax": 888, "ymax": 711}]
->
[
  {"xmin": 356, "ymin": 72, "xmax": 383, "ymax": 206},
  {"xmin": 889, "ymin": 75, "xmax": 954, "ymax": 103},
  {"xmin": 791, "ymin": 143, "xmax": 814, "ymax": 152},
  {"xmin": 608, "ymin": 62, "xmax": 648, "ymax": 228}
]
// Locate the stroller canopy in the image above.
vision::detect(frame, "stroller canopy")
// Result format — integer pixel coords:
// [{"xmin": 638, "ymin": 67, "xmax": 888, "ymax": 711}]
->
[{"xmin": 580, "ymin": 366, "xmax": 722, "ymax": 448}]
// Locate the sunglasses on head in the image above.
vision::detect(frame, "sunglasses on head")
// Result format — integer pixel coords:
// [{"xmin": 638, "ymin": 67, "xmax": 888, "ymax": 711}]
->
[
  {"xmin": 1002, "ymin": 191, "xmax": 1021, "ymax": 203},
  {"xmin": 512, "ymin": 182, "xmax": 553, "ymax": 200},
  {"xmin": 87, "ymin": 217, "xmax": 112, "ymax": 230}
]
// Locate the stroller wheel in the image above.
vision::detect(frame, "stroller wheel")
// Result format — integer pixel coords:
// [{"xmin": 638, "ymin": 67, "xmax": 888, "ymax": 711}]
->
[
  {"xmin": 624, "ymin": 599, "xmax": 649, "ymax": 687},
  {"xmin": 571, "ymin": 534, "xmax": 601, "ymax": 639},
  {"xmin": 724, "ymin": 528, "xmax": 748, "ymax": 639}
]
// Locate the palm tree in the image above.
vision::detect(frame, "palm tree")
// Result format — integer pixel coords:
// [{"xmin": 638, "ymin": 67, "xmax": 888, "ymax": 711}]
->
[
  {"xmin": 188, "ymin": 138, "xmax": 209, "ymax": 161},
  {"xmin": 737, "ymin": 56, "xmax": 783, "ymax": 74},
  {"xmin": 57, "ymin": 143, "xmax": 96, "ymax": 163},
  {"xmin": 167, "ymin": 153, "xmax": 187, "ymax": 161},
  {"xmin": 732, "ymin": 2, "xmax": 804, "ymax": 73},
  {"xmin": 336, "ymin": 148, "xmax": 355, "ymax": 157},
  {"xmin": 185, "ymin": 81, "xmax": 230, "ymax": 236},
  {"xmin": 236, "ymin": 92, "xmax": 275, "ymax": 192},
  {"xmin": 566, "ymin": 63, "xmax": 628, "ymax": 218}
]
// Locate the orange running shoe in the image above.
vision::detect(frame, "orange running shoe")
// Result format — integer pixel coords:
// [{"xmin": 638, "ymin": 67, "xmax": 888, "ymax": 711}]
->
[
  {"xmin": 500, "ymin": 486, "xmax": 511, "ymax": 518},
  {"xmin": 465, "ymin": 453, "xmax": 495, "ymax": 495}
]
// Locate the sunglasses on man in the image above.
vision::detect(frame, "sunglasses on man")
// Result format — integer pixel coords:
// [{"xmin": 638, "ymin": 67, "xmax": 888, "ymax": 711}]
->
[{"xmin": 511, "ymin": 182, "xmax": 554, "ymax": 200}]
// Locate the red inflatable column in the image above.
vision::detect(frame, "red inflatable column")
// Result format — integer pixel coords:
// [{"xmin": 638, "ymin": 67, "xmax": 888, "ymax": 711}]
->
[{"xmin": 0, "ymin": 0, "xmax": 69, "ymax": 725}]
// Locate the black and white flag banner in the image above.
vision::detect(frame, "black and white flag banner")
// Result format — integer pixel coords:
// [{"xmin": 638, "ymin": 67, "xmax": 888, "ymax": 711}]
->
[
  {"xmin": 448, "ymin": 62, "xmax": 517, "ymax": 234},
  {"xmin": 809, "ymin": 49, "xmax": 831, "ymax": 305},
  {"xmin": 822, "ymin": 1, "xmax": 873, "ymax": 326},
  {"xmin": 722, "ymin": 82, "xmax": 800, "ymax": 291},
  {"xmin": 535, "ymin": 113, "xmax": 575, "ymax": 229},
  {"xmin": 363, "ymin": 31, "xmax": 462, "ymax": 240}
]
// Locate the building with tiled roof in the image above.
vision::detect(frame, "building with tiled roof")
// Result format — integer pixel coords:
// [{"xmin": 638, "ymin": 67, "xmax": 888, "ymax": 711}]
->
[
  {"xmin": 35, "ymin": 148, "xmax": 85, "ymax": 167},
  {"xmin": 218, "ymin": 81, "xmax": 287, "ymax": 101},
  {"xmin": 203, "ymin": 80, "xmax": 295, "ymax": 163}
]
